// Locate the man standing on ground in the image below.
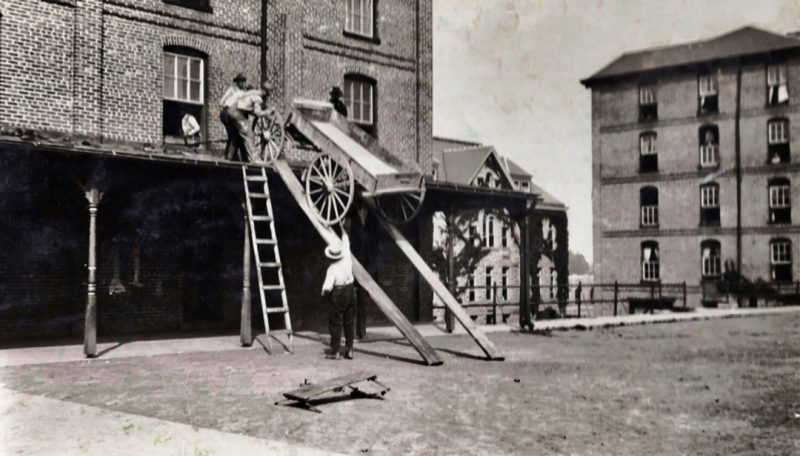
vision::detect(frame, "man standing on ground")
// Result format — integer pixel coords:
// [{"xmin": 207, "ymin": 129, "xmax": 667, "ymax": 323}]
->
[{"xmin": 321, "ymin": 220, "xmax": 355, "ymax": 360}]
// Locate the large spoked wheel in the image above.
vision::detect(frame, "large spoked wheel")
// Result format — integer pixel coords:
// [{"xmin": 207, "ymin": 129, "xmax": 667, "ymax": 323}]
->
[
  {"xmin": 305, "ymin": 153, "xmax": 354, "ymax": 226},
  {"xmin": 374, "ymin": 187, "xmax": 426, "ymax": 225},
  {"xmin": 253, "ymin": 110, "xmax": 285, "ymax": 163}
]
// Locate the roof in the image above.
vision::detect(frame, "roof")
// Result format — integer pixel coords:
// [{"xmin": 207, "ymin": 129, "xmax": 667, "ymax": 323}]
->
[
  {"xmin": 502, "ymin": 156, "xmax": 531, "ymax": 178},
  {"xmin": 432, "ymin": 136, "xmax": 482, "ymax": 163},
  {"xmin": 582, "ymin": 26, "xmax": 800, "ymax": 86}
]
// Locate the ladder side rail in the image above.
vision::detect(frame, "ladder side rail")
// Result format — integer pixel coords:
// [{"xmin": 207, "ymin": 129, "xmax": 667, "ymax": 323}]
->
[{"xmin": 242, "ymin": 166, "xmax": 273, "ymax": 352}]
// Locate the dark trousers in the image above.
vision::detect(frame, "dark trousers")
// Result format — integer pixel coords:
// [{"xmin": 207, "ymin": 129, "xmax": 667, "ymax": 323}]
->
[
  {"xmin": 326, "ymin": 284, "xmax": 355, "ymax": 353},
  {"xmin": 220, "ymin": 107, "xmax": 257, "ymax": 162}
]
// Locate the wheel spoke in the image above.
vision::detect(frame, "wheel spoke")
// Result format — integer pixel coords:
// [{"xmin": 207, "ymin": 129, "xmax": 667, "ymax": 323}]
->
[
  {"xmin": 332, "ymin": 186, "xmax": 350, "ymax": 197},
  {"xmin": 330, "ymin": 194, "xmax": 341, "ymax": 221},
  {"xmin": 313, "ymin": 191, "xmax": 326, "ymax": 208},
  {"xmin": 325, "ymin": 194, "xmax": 333, "ymax": 221},
  {"xmin": 308, "ymin": 176, "xmax": 325, "ymax": 188},
  {"xmin": 331, "ymin": 191, "xmax": 346, "ymax": 214}
]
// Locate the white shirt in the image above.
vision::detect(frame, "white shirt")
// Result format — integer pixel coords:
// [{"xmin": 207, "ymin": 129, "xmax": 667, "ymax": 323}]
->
[
  {"xmin": 321, "ymin": 233, "xmax": 354, "ymax": 294},
  {"xmin": 236, "ymin": 90, "xmax": 263, "ymax": 112},
  {"xmin": 219, "ymin": 85, "xmax": 244, "ymax": 109},
  {"xmin": 181, "ymin": 114, "xmax": 200, "ymax": 136}
]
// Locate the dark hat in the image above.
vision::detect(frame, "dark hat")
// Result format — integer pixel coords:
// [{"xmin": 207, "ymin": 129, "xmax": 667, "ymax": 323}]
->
[
  {"xmin": 329, "ymin": 86, "xmax": 343, "ymax": 97},
  {"xmin": 233, "ymin": 73, "xmax": 247, "ymax": 83}
]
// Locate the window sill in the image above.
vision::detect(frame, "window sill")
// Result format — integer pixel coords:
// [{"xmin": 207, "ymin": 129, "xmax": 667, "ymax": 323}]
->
[
  {"xmin": 342, "ymin": 31, "xmax": 381, "ymax": 45},
  {"xmin": 640, "ymin": 225, "xmax": 659, "ymax": 230},
  {"xmin": 163, "ymin": 0, "xmax": 213, "ymax": 14},
  {"xmin": 699, "ymin": 223, "xmax": 721, "ymax": 228},
  {"xmin": 765, "ymin": 101, "xmax": 790, "ymax": 109},
  {"xmin": 696, "ymin": 109, "xmax": 719, "ymax": 117}
]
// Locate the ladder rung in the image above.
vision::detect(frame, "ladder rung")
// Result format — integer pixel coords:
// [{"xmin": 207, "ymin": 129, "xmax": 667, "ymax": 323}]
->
[
  {"xmin": 250, "ymin": 215, "xmax": 273, "ymax": 221},
  {"xmin": 255, "ymin": 239, "xmax": 277, "ymax": 245},
  {"xmin": 248, "ymin": 193, "xmax": 269, "ymax": 198},
  {"xmin": 266, "ymin": 307, "xmax": 289, "ymax": 314},
  {"xmin": 245, "ymin": 176, "xmax": 267, "ymax": 182},
  {"xmin": 263, "ymin": 285, "xmax": 285, "ymax": 291},
  {"xmin": 258, "ymin": 262, "xmax": 282, "ymax": 268}
]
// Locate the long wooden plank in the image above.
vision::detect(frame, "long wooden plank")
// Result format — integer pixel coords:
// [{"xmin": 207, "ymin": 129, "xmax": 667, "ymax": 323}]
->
[
  {"xmin": 284, "ymin": 371, "xmax": 374, "ymax": 400},
  {"xmin": 363, "ymin": 198, "xmax": 505, "ymax": 361},
  {"xmin": 272, "ymin": 159, "xmax": 443, "ymax": 366}
]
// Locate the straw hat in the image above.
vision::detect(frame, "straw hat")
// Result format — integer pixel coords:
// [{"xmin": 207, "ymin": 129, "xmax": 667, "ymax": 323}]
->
[{"xmin": 324, "ymin": 244, "xmax": 343, "ymax": 260}]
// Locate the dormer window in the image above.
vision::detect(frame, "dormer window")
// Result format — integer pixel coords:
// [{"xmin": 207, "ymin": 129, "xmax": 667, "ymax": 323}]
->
[
  {"xmin": 698, "ymin": 72, "xmax": 718, "ymax": 114},
  {"xmin": 639, "ymin": 83, "xmax": 658, "ymax": 121},
  {"xmin": 767, "ymin": 63, "xmax": 789, "ymax": 105}
]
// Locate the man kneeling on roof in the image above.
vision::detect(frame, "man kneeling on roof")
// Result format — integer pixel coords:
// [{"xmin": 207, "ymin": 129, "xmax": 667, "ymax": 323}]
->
[{"xmin": 220, "ymin": 79, "xmax": 274, "ymax": 162}]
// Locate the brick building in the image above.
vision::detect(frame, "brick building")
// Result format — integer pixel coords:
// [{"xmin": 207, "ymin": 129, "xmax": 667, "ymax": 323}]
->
[
  {"xmin": 0, "ymin": 0, "xmax": 436, "ymax": 341},
  {"xmin": 431, "ymin": 137, "xmax": 568, "ymax": 321},
  {"xmin": 582, "ymin": 26, "xmax": 800, "ymax": 307}
]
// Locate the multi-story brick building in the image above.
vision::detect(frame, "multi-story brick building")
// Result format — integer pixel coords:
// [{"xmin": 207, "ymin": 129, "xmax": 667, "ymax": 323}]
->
[
  {"xmin": 431, "ymin": 137, "xmax": 568, "ymax": 321},
  {"xmin": 0, "ymin": 0, "xmax": 435, "ymax": 342},
  {"xmin": 582, "ymin": 26, "xmax": 800, "ymax": 306}
]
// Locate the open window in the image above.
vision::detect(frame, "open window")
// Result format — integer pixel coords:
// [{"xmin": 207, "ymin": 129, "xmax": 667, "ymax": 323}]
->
[
  {"xmin": 700, "ymin": 183, "xmax": 720, "ymax": 226},
  {"xmin": 768, "ymin": 177, "xmax": 791, "ymax": 224},
  {"xmin": 701, "ymin": 240, "xmax": 721, "ymax": 280},
  {"xmin": 641, "ymin": 241, "xmax": 660, "ymax": 282},
  {"xmin": 639, "ymin": 132, "xmax": 658, "ymax": 173},
  {"xmin": 639, "ymin": 83, "xmax": 658, "ymax": 121},
  {"xmin": 343, "ymin": 74, "xmax": 377, "ymax": 136},
  {"xmin": 640, "ymin": 186, "xmax": 659, "ymax": 227},
  {"xmin": 770, "ymin": 238, "xmax": 792, "ymax": 282},
  {"xmin": 698, "ymin": 72, "xmax": 719, "ymax": 114},
  {"xmin": 163, "ymin": 47, "xmax": 206, "ymax": 146},
  {"xmin": 768, "ymin": 118, "xmax": 790, "ymax": 164},
  {"xmin": 699, "ymin": 125, "xmax": 719, "ymax": 168},
  {"xmin": 767, "ymin": 62, "xmax": 789, "ymax": 106}
]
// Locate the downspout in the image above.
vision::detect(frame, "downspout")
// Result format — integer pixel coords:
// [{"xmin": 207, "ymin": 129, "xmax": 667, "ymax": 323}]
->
[
  {"xmin": 415, "ymin": 0, "xmax": 420, "ymax": 166},
  {"xmin": 261, "ymin": 0, "xmax": 268, "ymax": 82},
  {"xmin": 734, "ymin": 58, "xmax": 743, "ymax": 306}
]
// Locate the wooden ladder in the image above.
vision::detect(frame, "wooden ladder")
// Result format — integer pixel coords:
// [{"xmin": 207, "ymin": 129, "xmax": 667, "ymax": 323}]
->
[{"xmin": 242, "ymin": 165, "xmax": 292, "ymax": 354}]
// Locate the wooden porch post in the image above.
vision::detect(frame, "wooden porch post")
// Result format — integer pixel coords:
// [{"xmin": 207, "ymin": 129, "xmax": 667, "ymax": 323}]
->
[
  {"xmin": 444, "ymin": 208, "xmax": 456, "ymax": 333},
  {"xmin": 519, "ymin": 202, "xmax": 533, "ymax": 331},
  {"xmin": 241, "ymin": 211, "xmax": 253, "ymax": 347},
  {"xmin": 83, "ymin": 188, "xmax": 102, "ymax": 358}
]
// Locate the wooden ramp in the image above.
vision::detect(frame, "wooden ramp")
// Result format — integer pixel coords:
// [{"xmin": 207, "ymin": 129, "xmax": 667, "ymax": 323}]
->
[
  {"xmin": 276, "ymin": 371, "xmax": 390, "ymax": 413},
  {"xmin": 362, "ymin": 198, "xmax": 505, "ymax": 361},
  {"xmin": 272, "ymin": 159, "xmax": 443, "ymax": 366}
]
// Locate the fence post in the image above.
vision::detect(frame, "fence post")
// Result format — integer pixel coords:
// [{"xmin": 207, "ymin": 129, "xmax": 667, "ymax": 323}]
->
[
  {"xmin": 576, "ymin": 282, "xmax": 582, "ymax": 318},
  {"xmin": 590, "ymin": 286, "xmax": 595, "ymax": 316},
  {"xmin": 683, "ymin": 281, "xmax": 687, "ymax": 309},
  {"xmin": 613, "ymin": 280, "xmax": 619, "ymax": 316}
]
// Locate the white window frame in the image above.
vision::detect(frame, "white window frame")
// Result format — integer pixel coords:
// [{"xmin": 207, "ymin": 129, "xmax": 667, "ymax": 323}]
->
[
  {"xmin": 769, "ymin": 184, "xmax": 791, "ymax": 208},
  {"xmin": 640, "ymin": 134, "xmax": 657, "ymax": 156},
  {"xmin": 549, "ymin": 269, "xmax": 558, "ymax": 299},
  {"xmin": 485, "ymin": 267, "xmax": 494, "ymax": 301},
  {"xmin": 641, "ymin": 205, "xmax": 658, "ymax": 226},
  {"xmin": 699, "ymin": 143, "xmax": 719, "ymax": 167},
  {"xmin": 699, "ymin": 74, "xmax": 718, "ymax": 96},
  {"xmin": 501, "ymin": 224, "xmax": 509, "ymax": 248},
  {"xmin": 344, "ymin": 78, "xmax": 374, "ymax": 125},
  {"xmin": 702, "ymin": 243, "xmax": 721, "ymax": 277},
  {"xmin": 768, "ymin": 120, "xmax": 789, "ymax": 145},
  {"xmin": 642, "ymin": 245, "xmax": 660, "ymax": 282},
  {"xmin": 483, "ymin": 215, "xmax": 495, "ymax": 248},
  {"xmin": 639, "ymin": 85, "xmax": 656, "ymax": 106},
  {"xmin": 701, "ymin": 185, "xmax": 719, "ymax": 208},
  {"xmin": 767, "ymin": 63, "xmax": 788, "ymax": 88},
  {"xmin": 771, "ymin": 241, "xmax": 792, "ymax": 265},
  {"xmin": 345, "ymin": 0, "xmax": 374, "ymax": 38},
  {"xmin": 163, "ymin": 52, "xmax": 204, "ymax": 105}
]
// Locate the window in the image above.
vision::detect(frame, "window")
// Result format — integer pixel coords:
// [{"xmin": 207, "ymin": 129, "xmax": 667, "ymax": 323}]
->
[
  {"xmin": 767, "ymin": 63, "xmax": 789, "ymax": 106},
  {"xmin": 163, "ymin": 0, "xmax": 212, "ymax": 13},
  {"xmin": 521, "ymin": 181, "xmax": 530, "ymax": 192},
  {"xmin": 641, "ymin": 241, "xmax": 660, "ymax": 282},
  {"xmin": 485, "ymin": 267, "xmax": 494, "ymax": 301},
  {"xmin": 501, "ymin": 267, "xmax": 509, "ymax": 301},
  {"xmin": 483, "ymin": 215, "xmax": 495, "ymax": 247},
  {"xmin": 501, "ymin": 224, "xmax": 509, "ymax": 248},
  {"xmin": 345, "ymin": 0, "xmax": 375, "ymax": 39},
  {"xmin": 467, "ymin": 273, "xmax": 475, "ymax": 302},
  {"xmin": 344, "ymin": 75, "xmax": 376, "ymax": 132},
  {"xmin": 768, "ymin": 118, "xmax": 790, "ymax": 164},
  {"xmin": 639, "ymin": 83, "xmax": 658, "ymax": 121},
  {"xmin": 698, "ymin": 72, "xmax": 719, "ymax": 114},
  {"xmin": 549, "ymin": 269, "xmax": 558, "ymax": 299},
  {"xmin": 699, "ymin": 125, "xmax": 720, "ymax": 167},
  {"xmin": 163, "ymin": 48, "xmax": 206, "ymax": 145},
  {"xmin": 700, "ymin": 183, "xmax": 720, "ymax": 226},
  {"xmin": 639, "ymin": 132, "xmax": 658, "ymax": 173},
  {"xmin": 770, "ymin": 239, "xmax": 792, "ymax": 282},
  {"xmin": 768, "ymin": 178, "xmax": 791, "ymax": 224},
  {"xmin": 640, "ymin": 186, "xmax": 659, "ymax": 227},
  {"xmin": 701, "ymin": 240, "xmax": 721, "ymax": 279},
  {"xmin": 469, "ymin": 224, "xmax": 479, "ymax": 247}
]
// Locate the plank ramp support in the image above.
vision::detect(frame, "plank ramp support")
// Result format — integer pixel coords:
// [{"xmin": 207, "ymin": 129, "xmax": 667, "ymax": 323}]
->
[{"xmin": 271, "ymin": 159, "xmax": 443, "ymax": 366}]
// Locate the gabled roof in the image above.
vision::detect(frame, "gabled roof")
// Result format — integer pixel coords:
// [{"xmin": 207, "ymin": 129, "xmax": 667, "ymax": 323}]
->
[
  {"xmin": 582, "ymin": 26, "xmax": 800, "ymax": 86},
  {"xmin": 502, "ymin": 156, "xmax": 531, "ymax": 178},
  {"xmin": 436, "ymin": 145, "xmax": 515, "ymax": 189}
]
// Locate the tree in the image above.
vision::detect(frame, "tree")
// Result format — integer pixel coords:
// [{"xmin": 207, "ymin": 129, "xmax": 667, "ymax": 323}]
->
[{"xmin": 568, "ymin": 250, "xmax": 591, "ymax": 275}]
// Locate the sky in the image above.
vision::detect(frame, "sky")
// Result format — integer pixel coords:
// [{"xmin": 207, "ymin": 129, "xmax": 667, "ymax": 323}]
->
[{"xmin": 431, "ymin": 0, "xmax": 800, "ymax": 263}]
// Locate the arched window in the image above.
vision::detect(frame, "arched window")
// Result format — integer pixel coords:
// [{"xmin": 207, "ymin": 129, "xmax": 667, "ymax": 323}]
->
[
  {"xmin": 640, "ymin": 186, "xmax": 659, "ymax": 227},
  {"xmin": 701, "ymin": 240, "xmax": 721, "ymax": 279},
  {"xmin": 641, "ymin": 241, "xmax": 660, "ymax": 282},
  {"xmin": 768, "ymin": 177, "xmax": 791, "ymax": 224},
  {"xmin": 770, "ymin": 238, "xmax": 792, "ymax": 282},
  {"xmin": 639, "ymin": 131, "xmax": 657, "ymax": 173},
  {"xmin": 344, "ymin": 74, "xmax": 377, "ymax": 135},
  {"xmin": 699, "ymin": 125, "xmax": 719, "ymax": 167},
  {"xmin": 768, "ymin": 118, "xmax": 790, "ymax": 164},
  {"xmin": 163, "ymin": 46, "xmax": 207, "ymax": 146},
  {"xmin": 483, "ymin": 214, "xmax": 495, "ymax": 247},
  {"xmin": 639, "ymin": 83, "xmax": 658, "ymax": 120},
  {"xmin": 700, "ymin": 182, "xmax": 720, "ymax": 226}
]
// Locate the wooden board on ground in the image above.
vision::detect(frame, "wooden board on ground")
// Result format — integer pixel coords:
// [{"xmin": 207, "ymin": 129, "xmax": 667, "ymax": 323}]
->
[
  {"xmin": 278, "ymin": 371, "xmax": 390, "ymax": 413},
  {"xmin": 363, "ymin": 198, "xmax": 505, "ymax": 361},
  {"xmin": 271, "ymin": 159, "xmax": 443, "ymax": 366}
]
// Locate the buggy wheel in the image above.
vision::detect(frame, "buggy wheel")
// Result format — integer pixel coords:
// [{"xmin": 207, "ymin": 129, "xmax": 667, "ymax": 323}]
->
[
  {"xmin": 374, "ymin": 187, "xmax": 426, "ymax": 225},
  {"xmin": 305, "ymin": 153, "xmax": 354, "ymax": 226},
  {"xmin": 253, "ymin": 110, "xmax": 285, "ymax": 163}
]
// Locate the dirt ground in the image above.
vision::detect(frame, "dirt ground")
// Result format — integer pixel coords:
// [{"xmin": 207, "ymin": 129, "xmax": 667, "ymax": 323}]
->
[{"xmin": 2, "ymin": 314, "xmax": 799, "ymax": 455}]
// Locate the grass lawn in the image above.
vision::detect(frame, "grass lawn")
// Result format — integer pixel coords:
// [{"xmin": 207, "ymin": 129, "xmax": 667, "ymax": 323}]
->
[{"xmin": 2, "ymin": 314, "xmax": 799, "ymax": 455}]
